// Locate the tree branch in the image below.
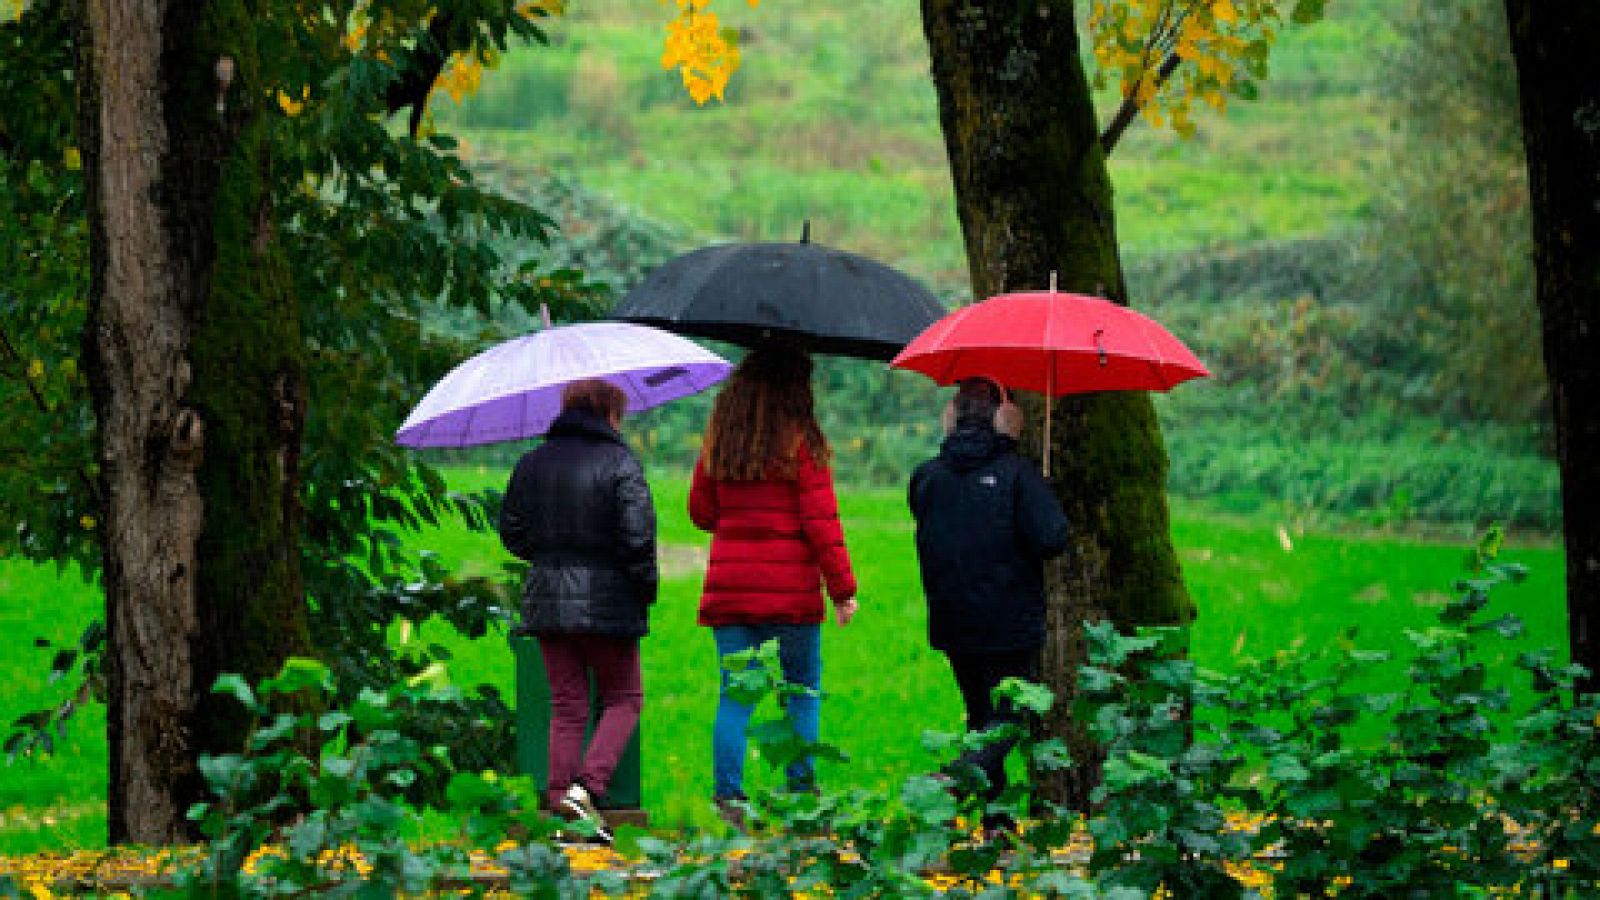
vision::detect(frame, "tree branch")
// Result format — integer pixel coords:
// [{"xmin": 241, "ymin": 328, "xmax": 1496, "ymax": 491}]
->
[
  {"xmin": 1099, "ymin": 0, "xmax": 1206, "ymax": 155},
  {"xmin": 0, "ymin": 325, "xmax": 53, "ymax": 414},
  {"xmin": 1100, "ymin": 50, "xmax": 1183, "ymax": 155},
  {"xmin": 0, "ymin": 325, "xmax": 103, "ymax": 505},
  {"xmin": 382, "ymin": 11, "xmax": 458, "ymax": 138}
]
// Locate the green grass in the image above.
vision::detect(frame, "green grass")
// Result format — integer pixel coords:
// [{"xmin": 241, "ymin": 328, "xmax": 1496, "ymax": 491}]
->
[
  {"xmin": 0, "ymin": 561, "xmax": 106, "ymax": 854},
  {"xmin": 433, "ymin": 0, "xmax": 1396, "ymax": 288},
  {"xmin": 0, "ymin": 467, "xmax": 1565, "ymax": 854}
]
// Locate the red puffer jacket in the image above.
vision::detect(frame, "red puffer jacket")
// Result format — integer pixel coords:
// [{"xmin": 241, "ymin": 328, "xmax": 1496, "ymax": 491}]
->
[{"xmin": 689, "ymin": 442, "xmax": 857, "ymax": 626}]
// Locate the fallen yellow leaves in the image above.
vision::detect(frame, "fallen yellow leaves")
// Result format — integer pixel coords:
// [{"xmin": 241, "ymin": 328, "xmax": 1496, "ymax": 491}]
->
[
  {"xmin": 0, "ymin": 840, "xmax": 628, "ymax": 898},
  {"xmin": 0, "ymin": 815, "xmax": 1579, "ymax": 896}
]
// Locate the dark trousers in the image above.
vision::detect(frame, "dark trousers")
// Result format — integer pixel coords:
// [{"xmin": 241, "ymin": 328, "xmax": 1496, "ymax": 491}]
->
[
  {"xmin": 943, "ymin": 648, "xmax": 1040, "ymax": 817},
  {"xmin": 538, "ymin": 634, "xmax": 643, "ymax": 809}
]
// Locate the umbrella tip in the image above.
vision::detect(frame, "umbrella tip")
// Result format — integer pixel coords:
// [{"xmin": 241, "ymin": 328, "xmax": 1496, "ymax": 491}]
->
[
  {"xmin": 539, "ymin": 303, "xmax": 552, "ymax": 329},
  {"xmin": 800, "ymin": 219, "xmax": 810, "ymax": 244},
  {"xmin": 1049, "ymin": 271, "xmax": 1058, "ymax": 292}
]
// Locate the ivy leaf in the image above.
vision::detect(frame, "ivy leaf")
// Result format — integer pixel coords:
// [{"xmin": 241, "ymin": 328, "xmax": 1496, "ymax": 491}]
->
[
  {"xmin": 994, "ymin": 677, "xmax": 1054, "ymax": 715},
  {"xmin": 260, "ymin": 657, "xmax": 332, "ymax": 698},
  {"xmin": 212, "ymin": 673, "xmax": 261, "ymax": 714},
  {"xmin": 900, "ymin": 774, "xmax": 958, "ymax": 825}
]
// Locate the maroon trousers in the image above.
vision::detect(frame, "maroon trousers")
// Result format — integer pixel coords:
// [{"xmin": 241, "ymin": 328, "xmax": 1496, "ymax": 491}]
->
[{"xmin": 538, "ymin": 634, "xmax": 643, "ymax": 809}]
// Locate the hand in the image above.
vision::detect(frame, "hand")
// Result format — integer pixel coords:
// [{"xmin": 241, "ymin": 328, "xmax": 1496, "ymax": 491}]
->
[{"xmin": 833, "ymin": 597, "xmax": 859, "ymax": 626}]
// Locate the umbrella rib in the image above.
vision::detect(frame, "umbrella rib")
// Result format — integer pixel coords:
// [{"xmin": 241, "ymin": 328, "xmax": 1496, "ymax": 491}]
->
[
  {"xmin": 1135, "ymin": 313, "xmax": 1172, "ymax": 389},
  {"xmin": 617, "ymin": 368, "xmax": 647, "ymax": 413}
]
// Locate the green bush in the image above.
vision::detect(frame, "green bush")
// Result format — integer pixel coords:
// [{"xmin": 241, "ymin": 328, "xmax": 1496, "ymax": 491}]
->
[{"xmin": 164, "ymin": 530, "xmax": 1595, "ymax": 896}]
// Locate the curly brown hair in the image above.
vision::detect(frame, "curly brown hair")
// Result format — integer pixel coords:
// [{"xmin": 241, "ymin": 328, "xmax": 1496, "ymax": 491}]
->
[{"xmin": 702, "ymin": 344, "xmax": 831, "ymax": 481}]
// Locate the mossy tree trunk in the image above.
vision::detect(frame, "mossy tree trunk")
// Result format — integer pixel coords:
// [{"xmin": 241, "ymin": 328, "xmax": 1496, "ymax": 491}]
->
[
  {"xmin": 921, "ymin": 0, "xmax": 1194, "ymax": 809},
  {"xmin": 1503, "ymin": 0, "xmax": 1600, "ymax": 695},
  {"xmin": 78, "ymin": 0, "xmax": 312, "ymax": 843}
]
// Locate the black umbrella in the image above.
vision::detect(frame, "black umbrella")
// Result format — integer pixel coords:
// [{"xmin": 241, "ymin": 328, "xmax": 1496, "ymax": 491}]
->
[{"xmin": 611, "ymin": 226, "xmax": 947, "ymax": 361}]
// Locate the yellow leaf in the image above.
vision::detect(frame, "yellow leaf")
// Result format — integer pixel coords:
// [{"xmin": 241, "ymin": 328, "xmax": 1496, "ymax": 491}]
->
[
  {"xmin": 687, "ymin": 75, "xmax": 715, "ymax": 105},
  {"xmin": 63, "ymin": 147, "xmax": 81, "ymax": 170},
  {"xmin": 79, "ymin": 515, "xmax": 96, "ymax": 530},
  {"xmin": 27, "ymin": 358, "xmax": 43, "ymax": 379},
  {"xmin": 517, "ymin": 0, "xmax": 566, "ymax": 17},
  {"xmin": 434, "ymin": 56, "xmax": 485, "ymax": 103},
  {"xmin": 1213, "ymin": 0, "xmax": 1238, "ymax": 24},
  {"xmin": 276, "ymin": 88, "xmax": 308, "ymax": 117}
]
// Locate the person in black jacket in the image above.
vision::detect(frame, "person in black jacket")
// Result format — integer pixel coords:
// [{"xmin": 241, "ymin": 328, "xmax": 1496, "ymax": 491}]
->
[
  {"xmin": 499, "ymin": 378, "xmax": 658, "ymax": 844},
  {"xmin": 908, "ymin": 376, "xmax": 1070, "ymax": 834}
]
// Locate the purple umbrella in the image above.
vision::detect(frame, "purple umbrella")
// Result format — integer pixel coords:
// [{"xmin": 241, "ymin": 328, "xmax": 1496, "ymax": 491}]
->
[{"xmin": 396, "ymin": 321, "xmax": 732, "ymax": 448}]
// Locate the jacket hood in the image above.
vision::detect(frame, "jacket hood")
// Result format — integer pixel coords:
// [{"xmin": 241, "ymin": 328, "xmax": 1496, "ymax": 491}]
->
[
  {"xmin": 546, "ymin": 409, "xmax": 625, "ymax": 445},
  {"xmin": 938, "ymin": 424, "xmax": 1016, "ymax": 472}
]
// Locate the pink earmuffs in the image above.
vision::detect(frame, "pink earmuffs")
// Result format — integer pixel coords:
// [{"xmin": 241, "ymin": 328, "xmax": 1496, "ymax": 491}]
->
[{"xmin": 941, "ymin": 377, "xmax": 1023, "ymax": 439}]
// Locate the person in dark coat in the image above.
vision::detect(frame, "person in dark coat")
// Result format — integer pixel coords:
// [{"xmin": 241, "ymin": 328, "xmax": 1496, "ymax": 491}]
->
[
  {"xmin": 689, "ymin": 344, "xmax": 858, "ymax": 820},
  {"xmin": 499, "ymin": 378, "xmax": 658, "ymax": 844},
  {"xmin": 908, "ymin": 376, "xmax": 1069, "ymax": 832}
]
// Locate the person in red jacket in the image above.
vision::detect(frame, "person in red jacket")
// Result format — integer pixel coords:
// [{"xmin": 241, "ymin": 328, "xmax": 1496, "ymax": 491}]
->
[{"xmin": 688, "ymin": 344, "xmax": 859, "ymax": 820}]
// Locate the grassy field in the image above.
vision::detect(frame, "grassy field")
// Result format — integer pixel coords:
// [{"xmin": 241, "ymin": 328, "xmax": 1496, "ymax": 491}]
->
[
  {"xmin": 0, "ymin": 468, "xmax": 1565, "ymax": 854},
  {"xmin": 437, "ymin": 0, "xmax": 1394, "ymax": 287}
]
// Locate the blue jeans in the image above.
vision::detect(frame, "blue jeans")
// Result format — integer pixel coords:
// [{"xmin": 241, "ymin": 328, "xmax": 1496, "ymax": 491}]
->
[{"xmin": 711, "ymin": 624, "xmax": 822, "ymax": 800}]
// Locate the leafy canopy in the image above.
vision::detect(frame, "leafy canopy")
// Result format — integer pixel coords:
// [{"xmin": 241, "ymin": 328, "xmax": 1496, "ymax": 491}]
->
[{"xmin": 1089, "ymin": 0, "xmax": 1329, "ymax": 137}]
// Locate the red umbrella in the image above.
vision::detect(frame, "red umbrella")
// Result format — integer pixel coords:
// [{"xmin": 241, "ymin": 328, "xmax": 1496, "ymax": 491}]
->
[{"xmin": 890, "ymin": 288, "xmax": 1210, "ymax": 473}]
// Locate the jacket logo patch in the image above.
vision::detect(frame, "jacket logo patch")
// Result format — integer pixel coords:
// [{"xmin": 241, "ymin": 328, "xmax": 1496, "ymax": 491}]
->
[{"xmin": 978, "ymin": 475, "xmax": 998, "ymax": 487}]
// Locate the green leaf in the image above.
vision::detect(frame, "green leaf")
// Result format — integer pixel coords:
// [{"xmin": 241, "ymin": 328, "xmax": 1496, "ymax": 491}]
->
[
  {"xmin": 900, "ymin": 774, "xmax": 958, "ymax": 825},
  {"xmin": 1029, "ymin": 738, "xmax": 1073, "ymax": 772},
  {"xmin": 212, "ymin": 673, "xmax": 260, "ymax": 714},
  {"xmin": 1102, "ymin": 750, "xmax": 1172, "ymax": 791},
  {"xmin": 446, "ymin": 771, "xmax": 504, "ymax": 811},
  {"xmin": 197, "ymin": 753, "xmax": 251, "ymax": 791},
  {"xmin": 1471, "ymin": 613, "xmax": 1525, "ymax": 639},
  {"xmin": 318, "ymin": 710, "xmax": 354, "ymax": 732},
  {"xmin": 994, "ymin": 677, "xmax": 1054, "ymax": 715},
  {"xmin": 1268, "ymin": 754, "xmax": 1310, "ymax": 783},
  {"xmin": 1291, "ymin": 0, "xmax": 1328, "ymax": 24},
  {"xmin": 260, "ymin": 657, "xmax": 332, "ymax": 697}
]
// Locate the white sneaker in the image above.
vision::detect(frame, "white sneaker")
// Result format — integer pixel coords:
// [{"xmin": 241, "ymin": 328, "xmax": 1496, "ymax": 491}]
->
[{"xmin": 560, "ymin": 782, "xmax": 612, "ymax": 845}]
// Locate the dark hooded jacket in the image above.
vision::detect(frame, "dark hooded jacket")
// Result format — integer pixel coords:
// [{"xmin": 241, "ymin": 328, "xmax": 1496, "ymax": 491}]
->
[
  {"xmin": 908, "ymin": 423, "xmax": 1070, "ymax": 654},
  {"xmin": 499, "ymin": 409, "xmax": 658, "ymax": 638}
]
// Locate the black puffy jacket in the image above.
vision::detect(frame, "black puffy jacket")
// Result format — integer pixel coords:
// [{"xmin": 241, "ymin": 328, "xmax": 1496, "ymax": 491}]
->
[
  {"xmin": 499, "ymin": 410, "xmax": 658, "ymax": 638},
  {"xmin": 908, "ymin": 424, "xmax": 1070, "ymax": 654}
]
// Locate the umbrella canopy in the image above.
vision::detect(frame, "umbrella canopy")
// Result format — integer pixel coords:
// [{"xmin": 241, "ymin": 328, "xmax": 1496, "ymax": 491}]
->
[
  {"xmin": 890, "ymin": 290, "xmax": 1209, "ymax": 394},
  {"xmin": 611, "ymin": 237, "xmax": 947, "ymax": 361},
  {"xmin": 396, "ymin": 321, "xmax": 731, "ymax": 448},
  {"xmin": 890, "ymin": 289, "xmax": 1210, "ymax": 473}
]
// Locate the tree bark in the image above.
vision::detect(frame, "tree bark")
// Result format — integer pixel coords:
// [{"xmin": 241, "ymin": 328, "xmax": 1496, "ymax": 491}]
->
[
  {"xmin": 921, "ymin": 0, "xmax": 1194, "ymax": 809},
  {"xmin": 79, "ymin": 0, "xmax": 204, "ymax": 846},
  {"xmin": 1502, "ymin": 0, "xmax": 1600, "ymax": 694},
  {"xmin": 78, "ymin": 0, "xmax": 313, "ymax": 843}
]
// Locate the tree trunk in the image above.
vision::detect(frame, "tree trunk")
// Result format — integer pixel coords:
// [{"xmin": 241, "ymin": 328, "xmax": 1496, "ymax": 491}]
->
[
  {"xmin": 1503, "ymin": 0, "xmax": 1600, "ymax": 694},
  {"xmin": 78, "ymin": 0, "xmax": 312, "ymax": 843},
  {"xmin": 921, "ymin": 0, "xmax": 1194, "ymax": 809}
]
